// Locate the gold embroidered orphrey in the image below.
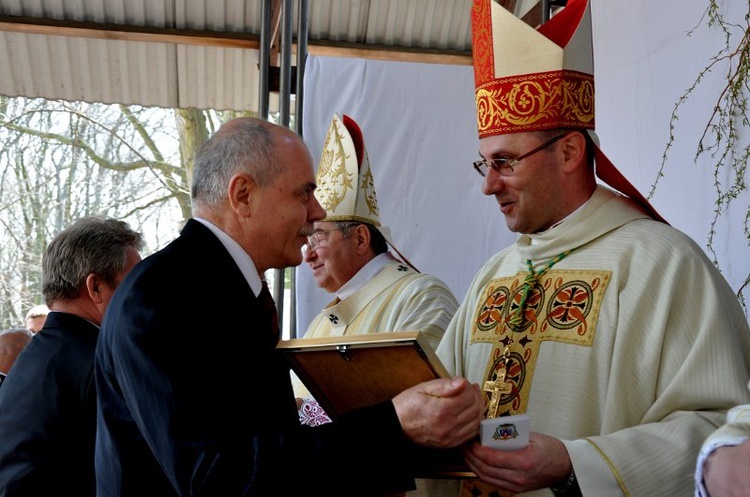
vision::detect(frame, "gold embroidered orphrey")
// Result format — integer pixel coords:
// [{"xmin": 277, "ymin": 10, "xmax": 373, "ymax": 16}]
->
[
  {"xmin": 473, "ymin": 269, "xmax": 611, "ymax": 417},
  {"xmin": 461, "ymin": 269, "xmax": 610, "ymax": 497},
  {"xmin": 475, "ymin": 71, "xmax": 595, "ymax": 137}
]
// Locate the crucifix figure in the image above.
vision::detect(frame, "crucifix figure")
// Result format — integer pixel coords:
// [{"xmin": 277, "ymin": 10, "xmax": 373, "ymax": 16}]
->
[{"xmin": 483, "ymin": 347, "xmax": 512, "ymax": 419}]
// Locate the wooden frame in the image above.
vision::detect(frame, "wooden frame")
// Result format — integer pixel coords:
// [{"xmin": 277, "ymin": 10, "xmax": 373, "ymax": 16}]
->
[{"xmin": 278, "ymin": 330, "xmax": 449, "ymax": 419}]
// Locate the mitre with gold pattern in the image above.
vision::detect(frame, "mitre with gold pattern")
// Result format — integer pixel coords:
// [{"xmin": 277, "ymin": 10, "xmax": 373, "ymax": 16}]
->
[
  {"xmin": 314, "ymin": 113, "xmax": 418, "ymax": 268},
  {"xmin": 471, "ymin": 0, "xmax": 666, "ymax": 223}
]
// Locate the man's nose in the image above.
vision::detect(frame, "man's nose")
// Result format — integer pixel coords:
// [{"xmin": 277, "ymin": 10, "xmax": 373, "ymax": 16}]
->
[
  {"xmin": 481, "ymin": 169, "xmax": 505, "ymax": 196},
  {"xmin": 303, "ymin": 245, "xmax": 317, "ymax": 263},
  {"xmin": 308, "ymin": 195, "xmax": 326, "ymax": 222}
]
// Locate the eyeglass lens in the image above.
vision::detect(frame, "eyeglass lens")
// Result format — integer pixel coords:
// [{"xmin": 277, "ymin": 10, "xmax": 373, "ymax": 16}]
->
[{"xmin": 474, "ymin": 133, "xmax": 568, "ymax": 177}]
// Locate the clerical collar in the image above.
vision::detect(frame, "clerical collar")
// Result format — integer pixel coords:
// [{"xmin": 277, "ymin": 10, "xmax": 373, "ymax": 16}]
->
[
  {"xmin": 531, "ymin": 195, "xmax": 592, "ymax": 238},
  {"xmin": 194, "ymin": 217, "xmax": 263, "ymax": 297},
  {"xmin": 336, "ymin": 252, "xmax": 394, "ymax": 301}
]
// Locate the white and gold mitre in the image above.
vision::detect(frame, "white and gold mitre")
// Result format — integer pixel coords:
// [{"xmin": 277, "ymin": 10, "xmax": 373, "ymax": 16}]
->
[
  {"xmin": 314, "ymin": 113, "xmax": 381, "ymax": 226},
  {"xmin": 314, "ymin": 113, "xmax": 419, "ymax": 270}
]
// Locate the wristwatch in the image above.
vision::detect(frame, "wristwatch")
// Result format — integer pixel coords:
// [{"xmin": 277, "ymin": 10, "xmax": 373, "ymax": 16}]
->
[{"xmin": 550, "ymin": 467, "xmax": 582, "ymax": 497}]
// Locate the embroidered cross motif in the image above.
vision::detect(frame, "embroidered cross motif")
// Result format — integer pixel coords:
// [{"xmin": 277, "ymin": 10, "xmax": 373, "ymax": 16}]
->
[{"xmin": 328, "ymin": 314, "xmax": 339, "ymax": 324}]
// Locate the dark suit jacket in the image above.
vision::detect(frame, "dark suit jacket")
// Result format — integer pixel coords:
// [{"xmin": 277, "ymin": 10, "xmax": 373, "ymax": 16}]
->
[
  {"xmin": 95, "ymin": 219, "xmax": 417, "ymax": 497},
  {"xmin": 0, "ymin": 312, "xmax": 99, "ymax": 497}
]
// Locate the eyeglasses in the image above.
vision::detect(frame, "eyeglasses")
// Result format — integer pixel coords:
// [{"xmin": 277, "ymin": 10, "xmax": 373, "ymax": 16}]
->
[
  {"xmin": 473, "ymin": 133, "xmax": 569, "ymax": 177},
  {"xmin": 306, "ymin": 224, "xmax": 359, "ymax": 250}
]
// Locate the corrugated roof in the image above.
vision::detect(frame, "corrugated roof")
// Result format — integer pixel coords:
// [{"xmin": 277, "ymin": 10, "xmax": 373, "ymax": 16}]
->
[{"xmin": 0, "ymin": 0, "xmax": 540, "ymax": 111}]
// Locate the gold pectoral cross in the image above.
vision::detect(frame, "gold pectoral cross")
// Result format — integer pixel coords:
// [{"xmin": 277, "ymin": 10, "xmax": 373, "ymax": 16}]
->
[{"xmin": 483, "ymin": 347, "xmax": 511, "ymax": 419}]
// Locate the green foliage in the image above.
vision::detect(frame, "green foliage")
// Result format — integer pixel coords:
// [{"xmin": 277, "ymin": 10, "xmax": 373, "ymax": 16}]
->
[{"xmin": 652, "ymin": 1, "xmax": 749, "ymax": 306}]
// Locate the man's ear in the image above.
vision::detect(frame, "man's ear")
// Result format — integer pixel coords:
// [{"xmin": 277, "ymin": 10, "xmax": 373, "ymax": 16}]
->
[
  {"xmin": 85, "ymin": 273, "xmax": 104, "ymax": 304},
  {"xmin": 354, "ymin": 225, "xmax": 371, "ymax": 255},
  {"xmin": 560, "ymin": 131, "xmax": 588, "ymax": 173},
  {"xmin": 228, "ymin": 173, "xmax": 256, "ymax": 217}
]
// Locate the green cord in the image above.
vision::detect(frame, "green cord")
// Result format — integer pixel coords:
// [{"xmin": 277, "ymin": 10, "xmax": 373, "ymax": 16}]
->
[{"xmin": 508, "ymin": 249, "xmax": 573, "ymax": 327}]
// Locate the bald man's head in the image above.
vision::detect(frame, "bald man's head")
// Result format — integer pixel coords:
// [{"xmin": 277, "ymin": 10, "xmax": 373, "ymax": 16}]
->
[{"xmin": 0, "ymin": 328, "xmax": 33, "ymax": 375}]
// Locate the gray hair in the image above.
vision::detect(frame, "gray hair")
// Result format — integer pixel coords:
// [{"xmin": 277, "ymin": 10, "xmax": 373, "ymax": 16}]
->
[
  {"xmin": 191, "ymin": 118, "xmax": 284, "ymax": 209},
  {"xmin": 42, "ymin": 216, "xmax": 144, "ymax": 302},
  {"xmin": 335, "ymin": 221, "xmax": 388, "ymax": 255}
]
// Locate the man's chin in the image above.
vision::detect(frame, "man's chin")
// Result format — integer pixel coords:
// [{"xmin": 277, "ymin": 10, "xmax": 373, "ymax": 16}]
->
[
  {"xmin": 287, "ymin": 255, "xmax": 304, "ymax": 267},
  {"xmin": 272, "ymin": 252, "xmax": 303, "ymax": 270}
]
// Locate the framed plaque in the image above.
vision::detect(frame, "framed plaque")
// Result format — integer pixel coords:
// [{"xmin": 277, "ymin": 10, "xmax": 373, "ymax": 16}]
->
[
  {"xmin": 278, "ymin": 330, "xmax": 474, "ymax": 479},
  {"xmin": 278, "ymin": 330, "xmax": 449, "ymax": 419}
]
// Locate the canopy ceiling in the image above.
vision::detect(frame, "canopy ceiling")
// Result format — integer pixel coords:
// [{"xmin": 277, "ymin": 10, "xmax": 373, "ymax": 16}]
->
[{"xmin": 0, "ymin": 0, "xmax": 547, "ymax": 112}]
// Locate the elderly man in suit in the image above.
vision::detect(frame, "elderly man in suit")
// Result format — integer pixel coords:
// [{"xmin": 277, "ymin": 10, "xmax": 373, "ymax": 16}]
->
[{"xmin": 94, "ymin": 117, "xmax": 483, "ymax": 497}]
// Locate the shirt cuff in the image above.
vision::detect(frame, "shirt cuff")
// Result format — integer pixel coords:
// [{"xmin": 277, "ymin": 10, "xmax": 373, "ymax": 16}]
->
[{"xmin": 694, "ymin": 437, "xmax": 748, "ymax": 497}]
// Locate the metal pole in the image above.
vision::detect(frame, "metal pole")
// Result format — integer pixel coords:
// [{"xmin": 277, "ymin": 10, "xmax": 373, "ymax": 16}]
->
[
  {"xmin": 295, "ymin": 0, "xmax": 309, "ymax": 137},
  {"xmin": 541, "ymin": 0, "xmax": 551, "ymax": 24},
  {"xmin": 287, "ymin": 0, "xmax": 309, "ymax": 339},
  {"xmin": 279, "ymin": 0, "xmax": 293, "ymax": 127},
  {"xmin": 273, "ymin": 0, "xmax": 294, "ymax": 327},
  {"xmin": 258, "ymin": 0, "xmax": 271, "ymax": 119},
  {"xmin": 258, "ymin": 0, "xmax": 284, "ymax": 325}
]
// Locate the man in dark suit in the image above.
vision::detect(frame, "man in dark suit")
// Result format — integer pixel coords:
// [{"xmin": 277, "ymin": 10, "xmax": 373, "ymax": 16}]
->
[
  {"xmin": 0, "ymin": 216, "xmax": 143, "ymax": 496},
  {"xmin": 94, "ymin": 117, "xmax": 483, "ymax": 497}
]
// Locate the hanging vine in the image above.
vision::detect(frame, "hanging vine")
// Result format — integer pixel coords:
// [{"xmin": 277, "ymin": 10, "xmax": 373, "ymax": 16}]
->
[{"xmin": 651, "ymin": 0, "xmax": 749, "ymax": 305}]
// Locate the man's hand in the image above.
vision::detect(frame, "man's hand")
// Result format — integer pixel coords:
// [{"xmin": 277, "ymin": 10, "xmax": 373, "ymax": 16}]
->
[
  {"xmin": 704, "ymin": 439, "xmax": 750, "ymax": 497},
  {"xmin": 392, "ymin": 376, "xmax": 482, "ymax": 448},
  {"xmin": 464, "ymin": 432, "xmax": 571, "ymax": 494}
]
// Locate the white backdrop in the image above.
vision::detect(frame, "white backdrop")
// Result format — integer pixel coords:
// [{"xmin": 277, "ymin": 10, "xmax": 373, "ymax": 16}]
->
[{"xmin": 295, "ymin": 0, "xmax": 749, "ymax": 336}]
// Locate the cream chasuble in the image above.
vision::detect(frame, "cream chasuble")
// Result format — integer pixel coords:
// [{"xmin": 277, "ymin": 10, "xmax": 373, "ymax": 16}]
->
[{"xmin": 436, "ymin": 186, "xmax": 750, "ymax": 497}]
